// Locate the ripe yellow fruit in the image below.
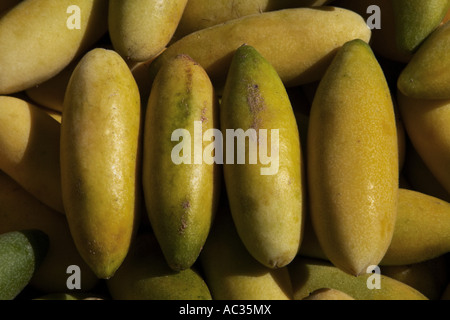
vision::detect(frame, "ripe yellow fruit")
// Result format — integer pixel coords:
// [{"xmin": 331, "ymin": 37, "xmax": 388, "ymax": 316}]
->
[
  {"xmin": 307, "ymin": 39, "xmax": 398, "ymax": 276},
  {"xmin": 150, "ymin": 7, "xmax": 371, "ymax": 91},
  {"xmin": 398, "ymin": 91, "xmax": 450, "ymax": 195},
  {"xmin": 108, "ymin": 0, "xmax": 187, "ymax": 62},
  {"xmin": 0, "ymin": 96, "xmax": 63, "ymax": 213},
  {"xmin": 61, "ymin": 48, "xmax": 141, "ymax": 279},
  {"xmin": 0, "ymin": 0, "xmax": 108, "ymax": 94}
]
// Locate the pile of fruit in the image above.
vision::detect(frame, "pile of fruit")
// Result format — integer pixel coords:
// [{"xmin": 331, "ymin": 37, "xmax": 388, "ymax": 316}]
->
[{"xmin": 0, "ymin": 0, "xmax": 450, "ymax": 301}]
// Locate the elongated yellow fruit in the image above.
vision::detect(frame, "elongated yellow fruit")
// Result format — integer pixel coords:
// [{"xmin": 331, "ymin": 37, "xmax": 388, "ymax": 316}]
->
[
  {"xmin": 0, "ymin": 96, "xmax": 63, "ymax": 213},
  {"xmin": 307, "ymin": 39, "xmax": 398, "ymax": 276},
  {"xmin": 200, "ymin": 206, "xmax": 293, "ymax": 300},
  {"xmin": 0, "ymin": 0, "xmax": 108, "ymax": 94},
  {"xmin": 108, "ymin": 0, "xmax": 188, "ymax": 62},
  {"xmin": 142, "ymin": 54, "xmax": 220, "ymax": 271},
  {"xmin": 173, "ymin": 0, "xmax": 334, "ymax": 40},
  {"xmin": 220, "ymin": 45, "xmax": 304, "ymax": 269},
  {"xmin": 150, "ymin": 7, "xmax": 371, "ymax": 91},
  {"xmin": 398, "ymin": 91, "xmax": 450, "ymax": 195},
  {"xmin": 61, "ymin": 48, "xmax": 141, "ymax": 279}
]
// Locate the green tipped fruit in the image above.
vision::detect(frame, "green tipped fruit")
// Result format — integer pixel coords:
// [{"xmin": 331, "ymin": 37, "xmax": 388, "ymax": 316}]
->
[
  {"xmin": 142, "ymin": 54, "xmax": 220, "ymax": 271},
  {"xmin": 397, "ymin": 21, "xmax": 450, "ymax": 99},
  {"xmin": 220, "ymin": 45, "xmax": 304, "ymax": 269},
  {"xmin": 392, "ymin": 0, "xmax": 450, "ymax": 54}
]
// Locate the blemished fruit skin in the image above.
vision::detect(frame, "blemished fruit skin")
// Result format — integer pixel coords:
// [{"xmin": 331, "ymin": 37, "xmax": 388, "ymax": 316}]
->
[
  {"xmin": 149, "ymin": 7, "xmax": 371, "ymax": 91},
  {"xmin": 392, "ymin": 0, "xmax": 450, "ymax": 55},
  {"xmin": 0, "ymin": 96, "xmax": 64, "ymax": 214},
  {"xmin": 397, "ymin": 21, "xmax": 450, "ymax": 100},
  {"xmin": 397, "ymin": 91, "xmax": 450, "ymax": 195},
  {"xmin": 307, "ymin": 39, "xmax": 399, "ymax": 276},
  {"xmin": 0, "ymin": 230, "xmax": 49, "ymax": 300},
  {"xmin": 200, "ymin": 206, "xmax": 294, "ymax": 300},
  {"xmin": 0, "ymin": 171, "xmax": 99, "ymax": 293},
  {"xmin": 220, "ymin": 45, "xmax": 304, "ymax": 269},
  {"xmin": 142, "ymin": 54, "xmax": 220, "ymax": 271},
  {"xmin": 0, "ymin": 0, "xmax": 108, "ymax": 94},
  {"xmin": 108, "ymin": 0, "xmax": 188, "ymax": 62},
  {"xmin": 60, "ymin": 48, "xmax": 142, "ymax": 280},
  {"xmin": 289, "ymin": 257, "xmax": 429, "ymax": 300},
  {"xmin": 106, "ymin": 233, "xmax": 212, "ymax": 300}
]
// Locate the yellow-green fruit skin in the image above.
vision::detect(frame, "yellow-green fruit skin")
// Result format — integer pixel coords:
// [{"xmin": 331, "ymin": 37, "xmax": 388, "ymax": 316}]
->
[
  {"xmin": 289, "ymin": 257, "xmax": 428, "ymax": 300},
  {"xmin": 0, "ymin": 230, "xmax": 49, "ymax": 300},
  {"xmin": 173, "ymin": 0, "xmax": 334, "ymax": 40},
  {"xmin": 0, "ymin": 96, "xmax": 63, "ymax": 214},
  {"xmin": 142, "ymin": 54, "xmax": 220, "ymax": 271},
  {"xmin": 392, "ymin": 0, "xmax": 450, "ymax": 54},
  {"xmin": 61, "ymin": 48, "xmax": 141, "ymax": 279},
  {"xmin": 299, "ymin": 188, "xmax": 450, "ymax": 267},
  {"xmin": 107, "ymin": 233, "xmax": 212, "ymax": 300},
  {"xmin": 220, "ymin": 45, "xmax": 304, "ymax": 269},
  {"xmin": 0, "ymin": 171, "xmax": 99, "ymax": 293},
  {"xmin": 200, "ymin": 207, "xmax": 293, "ymax": 300},
  {"xmin": 150, "ymin": 7, "xmax": 371, "ymax": 91},
  {"xmin": 382, "ymin": 257, "xmax": 449, "ymax": 300},
  {"xmin": 381, "ymin": 189, "xmax": 450, "ymax": 265},
  {"xmin": 307, "ymin": 39, "xmax": 398, "ymax": 276},
  {"xmin": 397, "ymin": 21, "xmax": 450, "ymax": 100},
  {"xmin": 398, "ymin": 91, "xmax": 450, "ymax": 195},
  {"xmin": 0, "ymin": 0, "xmax": 108, "ymax": 94},
  {"xmin": 108, "ymin": 0, "xmax": 188, "ymax": 62}
]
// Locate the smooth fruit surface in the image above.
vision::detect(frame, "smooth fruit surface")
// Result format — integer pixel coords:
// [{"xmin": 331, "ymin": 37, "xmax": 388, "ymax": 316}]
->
[{"xmin": 307, "ymin": 39, "xmax": 398, "ymax": 276}]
